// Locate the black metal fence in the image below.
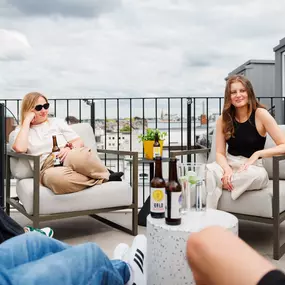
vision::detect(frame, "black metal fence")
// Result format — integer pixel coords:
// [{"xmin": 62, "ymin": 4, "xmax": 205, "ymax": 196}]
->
[{"xmin": 0, "ymin": 96, "xmax": 284, "ymax": 208}]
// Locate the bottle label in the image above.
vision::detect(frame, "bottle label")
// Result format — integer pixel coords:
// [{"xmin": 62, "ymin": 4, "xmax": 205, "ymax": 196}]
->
[
  {"xmin": 165, "ymin": 192, "xmax": 182, "ymax": 219},
  {"xmin": 53, "ymin": 151, "xmax": 61, "ymax": 167},
  {"xmin": 151, "ymin": 187, "xmax": 165, "ymax": 213},
  {"xmin": 153, "ymin": 146, "xmax": 160, "ymax": 158}
]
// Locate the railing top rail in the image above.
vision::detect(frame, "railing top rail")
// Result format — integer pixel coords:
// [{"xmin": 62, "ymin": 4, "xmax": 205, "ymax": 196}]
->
[{"xmin": 0, "ymin": 96, "xmax": 284, "ymax": 101}]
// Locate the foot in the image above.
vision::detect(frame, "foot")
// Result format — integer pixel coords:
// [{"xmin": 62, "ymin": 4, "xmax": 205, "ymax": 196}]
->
[
  {"xmin": 24, "ymin": 226, "xmax": 54, "ymax": 238},
  {"xmin": 127, "ymin": 234, "xmax": 147, "ymax": 285},
  {"xmin": 113, "ymin": 243, "xmax": 130, "ymax": 261}
]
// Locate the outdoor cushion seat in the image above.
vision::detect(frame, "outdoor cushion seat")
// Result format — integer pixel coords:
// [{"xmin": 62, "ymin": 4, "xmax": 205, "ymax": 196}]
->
[
  {"xmin": 219, "ymin": 180, "xmax": 285, "ymax": 218},
  {"xmin": 17, "ymin": 179, "xmax": 132, "ymax": 215}
]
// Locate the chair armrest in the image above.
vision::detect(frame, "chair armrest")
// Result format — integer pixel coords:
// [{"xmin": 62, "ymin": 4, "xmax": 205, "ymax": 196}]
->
[
  {"xmin": 97, "ymin": 149, "xmax": 138, "ymax": 207},
  {"xmin": 6, "ymin": 151, "xmax": 41, "ymax": 217},
  {"xmin": 272, "ymin": 156, "xmax": 285, "ymax": 218},
  {"xmin": 7, "ymin": 151, "xmax": 41, "ymax": 162}
]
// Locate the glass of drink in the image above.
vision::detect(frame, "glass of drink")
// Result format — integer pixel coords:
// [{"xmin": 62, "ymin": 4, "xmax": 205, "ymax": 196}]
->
[{"xmin": 178, "ymin": 162, "xmax": 207, "ymax": 212}]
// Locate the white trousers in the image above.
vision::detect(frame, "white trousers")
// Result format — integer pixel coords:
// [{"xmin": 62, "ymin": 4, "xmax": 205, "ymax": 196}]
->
[{"xmin": 206, "ymin": 154, "xmax": 269, "ymax": 209}]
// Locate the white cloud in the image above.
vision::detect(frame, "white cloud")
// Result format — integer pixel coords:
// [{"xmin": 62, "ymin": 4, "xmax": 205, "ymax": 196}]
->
[
  {"xmin": 0, "ymin": 0, "xmax": 284, "ymax": 103},
  {"xmin": 0, "ymin": 29, "xmax": 31, "ymax": 60}
]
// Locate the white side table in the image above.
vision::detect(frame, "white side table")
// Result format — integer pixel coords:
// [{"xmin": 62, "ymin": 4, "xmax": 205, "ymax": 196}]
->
[{"xmin": 147, "ymin": 209, "xmax": 238, "ymax": 285}]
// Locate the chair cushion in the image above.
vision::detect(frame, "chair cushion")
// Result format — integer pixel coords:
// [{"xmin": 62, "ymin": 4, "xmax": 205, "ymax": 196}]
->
[
  {"xmin": 16, "ymin": 180, "xmax": 132, "ymax": 215},
  {"xmin": 262, "ymin": 125, "xmax": 285, "ymax": 179},
  {"xmin": 8, "ymin": 131, "xmax": 34, "ymax": 179},
  {"xmin": 218, "ymin": 180, "xmax": 285, "ymax": 218},
  {"xmin": 208, "ymin": 128, "xmax": 216, "ymax": 163},
  {"xmin": 69, "ymin": 123, "xmax": 98, "ymax": 155}
]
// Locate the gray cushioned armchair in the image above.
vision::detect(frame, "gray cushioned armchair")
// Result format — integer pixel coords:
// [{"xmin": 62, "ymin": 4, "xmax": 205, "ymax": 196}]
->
[
  {"xmin": 171, "ymin": 125, "xmax": 285, "ymax": 260},
  {"xmin": 6, "ymin": 123, "xmax": 138, "ymax": 236}
]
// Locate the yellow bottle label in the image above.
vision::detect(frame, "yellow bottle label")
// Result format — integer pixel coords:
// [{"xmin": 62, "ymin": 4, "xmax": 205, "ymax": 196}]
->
[{"xmin": 151, "ymin": 187, "xmax": 165, "ymax": 213}]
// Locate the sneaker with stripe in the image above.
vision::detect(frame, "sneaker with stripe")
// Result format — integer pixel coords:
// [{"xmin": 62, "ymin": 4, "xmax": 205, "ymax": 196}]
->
[
  {"xmin": 24, "ymin": 226, "xmax": 54, "ymax": 238},
  {"xmin": 113, "ymin": 243, "xmax": 130, "ymax": 261},
  {"xmin": 127, "ymin": 234, "xmax": 147, "ymax": 285}
]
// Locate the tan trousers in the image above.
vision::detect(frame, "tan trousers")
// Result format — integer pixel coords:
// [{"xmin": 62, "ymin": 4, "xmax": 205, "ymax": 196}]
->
[
  {"xmin": 206, "ymin": 154, "xmax": 269, "ymax": 209},
  {"xmin": 41, "ymin": 147, "xmax": 110, "ymax": 195}
]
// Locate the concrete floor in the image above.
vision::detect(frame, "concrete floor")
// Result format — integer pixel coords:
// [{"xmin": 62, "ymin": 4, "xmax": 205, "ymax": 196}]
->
[{"xmin": 11, "ymin": 211, "xmax": 285, "ymax": 270}]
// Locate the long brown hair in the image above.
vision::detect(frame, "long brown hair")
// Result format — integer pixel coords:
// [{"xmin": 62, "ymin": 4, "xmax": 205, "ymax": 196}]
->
[
  {"xmin": 20, "ymin": 92, "xmax": 48, "ymax": 125},
  {"xmin": 222, "ymin": 75, "xmax": 265, "ymax": 140}
]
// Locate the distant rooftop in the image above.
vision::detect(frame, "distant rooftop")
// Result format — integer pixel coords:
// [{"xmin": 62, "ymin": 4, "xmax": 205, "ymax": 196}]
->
[
  {"xmin": 273, "ymin": 37, "xmax": 285, "ymax": 52},
  {"xmin": 226, "ymin": 59, "xmax": 275, "ymax": 80}
]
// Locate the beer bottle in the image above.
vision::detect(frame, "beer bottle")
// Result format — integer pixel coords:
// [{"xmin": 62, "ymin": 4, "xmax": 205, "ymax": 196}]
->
[
  {"xmin": 165, "ymin": 158, "xmax": 182, "ymax": 225},
  {"xmin": 52, "ymin": 135, "xmax": 62, "ymax": 167},
  {"xmin": 153, "ymin": 132, "xmax": 160, "ymax": 159},
  {"xmin": 150, "ymin": 156, "xmax": 165, "ymax": 219}
]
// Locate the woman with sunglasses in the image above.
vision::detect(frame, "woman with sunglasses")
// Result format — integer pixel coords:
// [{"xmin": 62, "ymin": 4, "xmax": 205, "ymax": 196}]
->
[{"xmin": 11, "ymin": 92, "xmax": 109, "ymax": 194}]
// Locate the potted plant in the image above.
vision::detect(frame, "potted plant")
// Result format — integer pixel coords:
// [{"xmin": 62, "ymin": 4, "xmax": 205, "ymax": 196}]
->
[{"xmin": 138, "ymin": 128, "xmax": 167, "ymax": 159}]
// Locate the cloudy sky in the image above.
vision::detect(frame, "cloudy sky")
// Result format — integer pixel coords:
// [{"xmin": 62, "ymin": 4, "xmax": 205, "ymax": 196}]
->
[{"xmin": 0, "ymin": 0, "xmax": 285, "ymax": 102}]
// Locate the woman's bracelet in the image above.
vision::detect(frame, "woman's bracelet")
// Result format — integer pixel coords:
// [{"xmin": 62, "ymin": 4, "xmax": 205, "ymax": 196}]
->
[{"xmin": 65, "ymin": 142, "xmax": 73, "ymax": 149}]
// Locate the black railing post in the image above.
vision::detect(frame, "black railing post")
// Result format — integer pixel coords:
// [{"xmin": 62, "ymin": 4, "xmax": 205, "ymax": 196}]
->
[
  {"xmin": 0, "ymin": 104, "xmax": 5, "ymax": 209},
  {"xmin": 91, "ymin": 101, "xmax": 95, "ymax": 132},
  {"xmin": 187, "ymin": 98, "xmax": 192, "ymax": 162}
]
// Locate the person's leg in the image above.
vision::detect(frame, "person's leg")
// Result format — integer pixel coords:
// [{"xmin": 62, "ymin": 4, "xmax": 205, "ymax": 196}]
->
[
  {"xmin": 0, "ymin": 207, "xmax": 24, "ymax": 243},
  {"xmin": 187, "ymin": 226, "xmax": 276, "ymax": 285},
  {"xmin": 0, "ymin": 232, "xmax": 70, "ymax": 269},
  {"xmin": 206, "ymin": 162, "xmax": 224, "ymax": 209},
  {"xmin": 7, "ymin": 241, "xmax": 130, "ymax": 285},
  {"xmin": 231, "ymin": 164, "xmax": 268, "ymax": 200},
  {"xmin": 63, "ymin": 147, "xmax": 110, "ymax": 181},
  {"xmin": 42, "ymin": 166, "xmax": 97, "ymax": 194}
]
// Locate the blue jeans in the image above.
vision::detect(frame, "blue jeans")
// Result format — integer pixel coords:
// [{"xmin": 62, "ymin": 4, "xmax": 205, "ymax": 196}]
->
[{"xmin": 0, "ymin": 232, "xmax": 130, "ymax": 285}]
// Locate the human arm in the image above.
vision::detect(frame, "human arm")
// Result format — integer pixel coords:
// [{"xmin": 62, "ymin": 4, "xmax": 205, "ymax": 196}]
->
[
  {"xmin": 57, "ymin": 138, "xmax": 84, "ymax": 162},
  {"xmin": 215, "ymin": 116, "xmax": 233, "ymax": 190},
  {"xmin": 12, "ymin": 112, "xmax": 35, "ymax": 153},
  {"xmin": 57, "ymin": 119, "xmax": 84, "ymax": 161},
  {"xmin": 187, "ymin": 226, "xmax": 276, "ymax": 285},
  {"xmin": 257, "ymin": 109, "xmax": 285, "ymax": 157},
  {"xmin": 239, "ymin": 109, "xmax": 285, "ymax": 171}
]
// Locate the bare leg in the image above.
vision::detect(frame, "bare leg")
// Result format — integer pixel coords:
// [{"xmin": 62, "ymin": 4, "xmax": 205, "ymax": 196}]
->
[{"xmin": 187, "ymin": 226, "xmax": 275, "ymax": 285}]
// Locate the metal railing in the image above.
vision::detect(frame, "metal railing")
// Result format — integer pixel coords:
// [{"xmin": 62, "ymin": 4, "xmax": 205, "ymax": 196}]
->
[{"xmin": 0, "ymin": 96, "xmax": 284, "ymax": 208}]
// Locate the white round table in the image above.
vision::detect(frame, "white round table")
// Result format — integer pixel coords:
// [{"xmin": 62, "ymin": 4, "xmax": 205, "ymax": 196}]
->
[{"xmin": 147, "ymin": 209, "xmax": 238, "ymax": 285}]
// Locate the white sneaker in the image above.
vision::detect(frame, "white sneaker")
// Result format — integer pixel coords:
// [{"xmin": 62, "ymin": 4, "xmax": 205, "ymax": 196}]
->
[
  {"xmin": 113, "ymin": 243, "xmax": 130, "ymax": 261},
  {"xmin": 127, "ymin": 235, "xmax": 147, "ymax": 285},
  {"xmin": 24, "ymin": 226, "xmax": 54, "ymax": 238}
]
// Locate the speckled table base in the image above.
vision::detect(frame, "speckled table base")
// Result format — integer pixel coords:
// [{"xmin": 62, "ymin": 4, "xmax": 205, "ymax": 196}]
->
[{"xmin": 147, "ymin": 209, "xmax": 238, "ymax": 285}]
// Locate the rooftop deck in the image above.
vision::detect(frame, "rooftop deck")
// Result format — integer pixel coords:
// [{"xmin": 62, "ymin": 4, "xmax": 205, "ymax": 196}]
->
[{"xmin": 11, "ymin": 210, "xmax": 285, "ymax": 270}]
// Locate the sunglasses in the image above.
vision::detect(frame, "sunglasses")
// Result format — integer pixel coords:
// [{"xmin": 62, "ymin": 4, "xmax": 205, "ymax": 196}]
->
[{"xmin": 34, "ymin": 103, "xmax": 50, "ymax": 112}]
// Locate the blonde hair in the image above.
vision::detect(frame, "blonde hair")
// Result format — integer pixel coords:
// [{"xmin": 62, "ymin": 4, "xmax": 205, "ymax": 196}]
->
[
  {"xmin": 222, "ymin": 75, "xmax": 265, "ymax": 140},
  {"xmin": 20, "ymin": 92, "xmax": 48, "ymax": 125}
]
